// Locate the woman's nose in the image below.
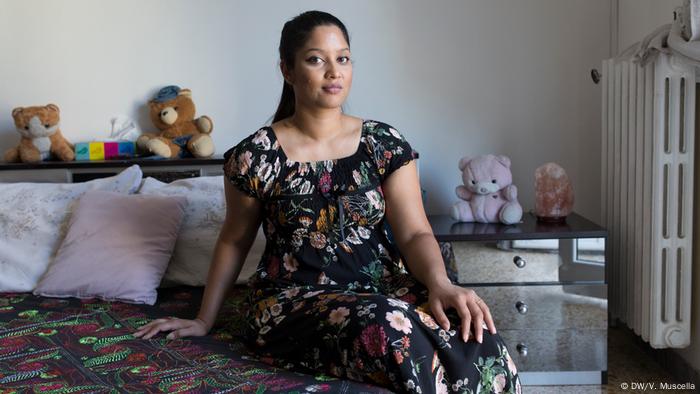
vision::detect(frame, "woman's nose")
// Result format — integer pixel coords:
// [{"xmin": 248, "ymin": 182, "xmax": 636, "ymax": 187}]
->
[{"xmin": 326, "ymin": 64, "xmax": 340, "ymax": 78}]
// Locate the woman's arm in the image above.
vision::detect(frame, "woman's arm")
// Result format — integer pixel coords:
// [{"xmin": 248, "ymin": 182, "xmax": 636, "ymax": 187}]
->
[
  {"xmin": 383, "ymin": 162, "xmax": 450, "ymax": 289},
  {"xmin": 134, "ymin": 180, "xmax": 262, "ymax": 340},
  {"xmin": 383, "ymin": 161, "xmax": 496, "ymax": 343},
  {"xmin": 195, "ymin": 181, "xmax": 263, "ymax": 330}
]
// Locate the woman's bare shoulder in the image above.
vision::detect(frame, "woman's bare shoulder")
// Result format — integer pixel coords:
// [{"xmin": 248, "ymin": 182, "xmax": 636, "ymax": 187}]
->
[{"xmin": 344, "ymin": 114, "xmax": 364, "ymax": 125}]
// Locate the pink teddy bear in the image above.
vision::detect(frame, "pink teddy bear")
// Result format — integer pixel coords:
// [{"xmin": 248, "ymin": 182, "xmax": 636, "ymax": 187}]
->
[{"xmin": 451, "ymin": 154, "xmax": 523, "ymax": 225}]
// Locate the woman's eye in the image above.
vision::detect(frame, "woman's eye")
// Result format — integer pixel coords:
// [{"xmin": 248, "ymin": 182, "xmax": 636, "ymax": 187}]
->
[
  {"xmin": 338, "ymin": 56, "xmax": 350, "ymax": 64},
  {"xmin": 307, "ymin": 56, "xmax": 323, "ymax": 64}
]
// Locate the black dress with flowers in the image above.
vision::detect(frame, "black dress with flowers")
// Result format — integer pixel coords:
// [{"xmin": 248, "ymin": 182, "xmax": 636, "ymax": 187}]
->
[{"xmin": 223, "ymin": 120, "xmax": 520, "ymax": 394}]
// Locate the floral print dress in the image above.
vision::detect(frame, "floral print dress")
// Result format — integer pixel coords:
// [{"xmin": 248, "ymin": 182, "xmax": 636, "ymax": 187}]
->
[{"xmin": 223, "ymin": 120, "xmax": 521, "ymax": 394}]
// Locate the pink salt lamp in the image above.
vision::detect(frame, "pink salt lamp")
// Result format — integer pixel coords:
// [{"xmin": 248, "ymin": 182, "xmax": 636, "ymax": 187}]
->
[{"xmin": 534, "ymin": 162, "xmax": 574, "ymax": 222}]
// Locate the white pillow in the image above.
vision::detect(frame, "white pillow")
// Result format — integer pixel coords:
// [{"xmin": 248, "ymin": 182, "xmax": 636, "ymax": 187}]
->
[
  {"xmin": 0, "ymin": 165, "xmax": 143, "ymax": 292},
  {"xmin": 137, "ymin": 176, "xmax": 265, "ymax": 286}
]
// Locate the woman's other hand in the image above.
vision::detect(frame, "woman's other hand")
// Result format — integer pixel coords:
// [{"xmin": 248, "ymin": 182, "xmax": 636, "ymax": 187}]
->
[
  {"xmin": 381, "ymin": 161, "xmax": 497, "ymax": 343},
  {"xmin": 133, "ymin": 317, "xmax": 209, "ymax": 340},
  {"xmin": 427, "ymin": 283, "xmax": 497, "ymax": 343}
]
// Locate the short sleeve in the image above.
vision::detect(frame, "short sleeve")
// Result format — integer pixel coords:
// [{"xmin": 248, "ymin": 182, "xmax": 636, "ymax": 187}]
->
[
  {"xmin": 377, "ymin": 124, "xmax": 416, "ymax": 180},
  {"xmin": 223, "ymin": 141, "xmax": 260, "ymax": 199}
]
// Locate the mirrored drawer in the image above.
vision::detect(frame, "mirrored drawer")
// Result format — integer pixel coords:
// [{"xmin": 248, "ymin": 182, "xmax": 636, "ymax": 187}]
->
[
  {"xmin": 475, "ymin": 284, "xmax": 607, "ymax": 330},
  {"xmin": 500, "ymin": 329, "xmax": 607, "ymax": 373},
  {"xmin": 450, "ymin": 238, "xmax": 605, "ymax": 284}
]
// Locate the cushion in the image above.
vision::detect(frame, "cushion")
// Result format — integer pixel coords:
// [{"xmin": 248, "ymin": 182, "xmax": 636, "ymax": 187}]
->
[
  {"xmin": 33, "ymin": 190, "xmax": 187, "ymax": 305},
  {"xmin": 137, "ymin": 176, "xmax": 264, "ymax": 286},
  {"xmin": 0, "ymin": 165, "xmax": 143, "ymax": 292}
]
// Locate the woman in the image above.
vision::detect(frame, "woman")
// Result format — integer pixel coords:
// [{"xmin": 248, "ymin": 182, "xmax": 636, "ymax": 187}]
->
[{"xmin": 135, "ymin": 10, "xmax": 520, "ymax": 394}]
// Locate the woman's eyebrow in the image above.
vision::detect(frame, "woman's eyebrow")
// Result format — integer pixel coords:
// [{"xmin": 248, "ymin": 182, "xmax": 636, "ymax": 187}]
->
[{"xmin": 304, "ymin": 47, "xmax": 350, "ymax": 54}]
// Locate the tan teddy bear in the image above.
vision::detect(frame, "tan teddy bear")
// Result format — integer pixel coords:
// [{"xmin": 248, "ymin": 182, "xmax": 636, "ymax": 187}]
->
[
  {"xmin": 4, "ymin": 104, "xmax": 75, "ymax": 163},
  {"xmin": 136, "ymin": 86, "xmax": 214, "ymax": 159}
]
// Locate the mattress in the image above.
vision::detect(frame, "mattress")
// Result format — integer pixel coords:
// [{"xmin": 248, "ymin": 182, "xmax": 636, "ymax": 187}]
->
[{"xmin": 0, "ymin": 286, "xmax": 391, "ymax": 393}]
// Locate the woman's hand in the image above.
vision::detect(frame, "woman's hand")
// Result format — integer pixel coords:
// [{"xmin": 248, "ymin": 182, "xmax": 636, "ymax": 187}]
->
[
  {"xmin": 132, "ymin": 317, "xmax": 209, "ymax": 340},
  {"xmin": 427, "ymin": 282, "xmax": 497, "ymax": 343}
]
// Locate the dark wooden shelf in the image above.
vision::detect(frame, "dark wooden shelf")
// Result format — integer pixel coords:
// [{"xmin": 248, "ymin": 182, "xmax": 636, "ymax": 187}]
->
[
  {"xmin": 0, "ymin": 156, "xmax": 226, "ymax": 171},
  {"xmin": 428, "ymin": 211, "xmax": 607, "ymax": 242}
]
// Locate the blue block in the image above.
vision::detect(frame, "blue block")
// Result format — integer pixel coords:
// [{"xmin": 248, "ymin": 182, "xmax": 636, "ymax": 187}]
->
[
  {"xmin": 75, "ymin": 142, "xmax": 90, "ymax": 161},
  {"xmin": 117, "ymin": 141, "xmax": 135, "ymax": 157}
]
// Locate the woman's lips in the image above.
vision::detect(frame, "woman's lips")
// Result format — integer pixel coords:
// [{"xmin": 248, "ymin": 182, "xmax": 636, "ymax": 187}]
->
[{"xmin": 322, "ymin": 86, "xmax": 342, "ymax": 94}]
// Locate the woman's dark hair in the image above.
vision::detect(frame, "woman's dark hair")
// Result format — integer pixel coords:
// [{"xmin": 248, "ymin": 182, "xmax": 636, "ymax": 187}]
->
[{"xmin": 271, "ymin": 11, "xmax": 350, "ymax": 123}]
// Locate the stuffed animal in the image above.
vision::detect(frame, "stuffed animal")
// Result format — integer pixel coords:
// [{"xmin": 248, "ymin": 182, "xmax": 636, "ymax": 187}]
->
[
  {"xmin": 451, "ymin": 154, "xmax": 523, "ymax": 224},
  {"xmin": 136, "ymin": 85, "xmax": 214, "ymax": 158},
  {"xmin": 4, "ymin": 104, "xmax": 75, "ymax": 163}
]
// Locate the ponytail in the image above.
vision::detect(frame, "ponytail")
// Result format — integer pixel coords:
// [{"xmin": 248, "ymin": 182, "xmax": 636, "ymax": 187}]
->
[{"xmin": 272, "ymin": 81, "xmax": 296, "ymax": 123}]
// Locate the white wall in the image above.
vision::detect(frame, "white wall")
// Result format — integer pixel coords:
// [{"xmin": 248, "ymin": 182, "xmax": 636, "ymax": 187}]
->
[
  {"xmin": 617, "ymin": 0, "xmax": 700, "ymax": 374},
  {"xmin": 0, "ymin": 0, "xmax": 610, "ymax": 220},
  {"xmin": 617, "ymin": 0, "xmax": 682, "ymax": 52}
]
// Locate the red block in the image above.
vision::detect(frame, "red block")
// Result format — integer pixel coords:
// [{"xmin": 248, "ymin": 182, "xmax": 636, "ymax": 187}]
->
[{"xmin": 104, "ymin": 142, "xmax": 119, "ymax": 159}]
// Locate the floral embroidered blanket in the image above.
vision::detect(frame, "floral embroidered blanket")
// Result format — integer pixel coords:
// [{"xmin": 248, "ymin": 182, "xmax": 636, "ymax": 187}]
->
[{"xmin": 0, "ymin": 286, "xmax": 390, "ymax": 393}]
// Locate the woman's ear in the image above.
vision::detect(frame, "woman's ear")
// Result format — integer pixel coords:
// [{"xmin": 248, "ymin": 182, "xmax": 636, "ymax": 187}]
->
[{"xmin": 280, "ymin": 61, "xmax": 294, "ymax": 85}]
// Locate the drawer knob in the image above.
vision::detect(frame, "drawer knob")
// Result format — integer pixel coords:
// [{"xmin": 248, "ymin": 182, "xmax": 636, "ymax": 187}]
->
[
  {"xmin": 515, "ymin": 301, "xmax": 528, "ymax": 314},
  {"xmin": 513, "ymin": 255, "xmax": 526, "ymax": 268},
  {"xmin": 516, "ymin": 343, "xmax": 528, "ymax": 356}
]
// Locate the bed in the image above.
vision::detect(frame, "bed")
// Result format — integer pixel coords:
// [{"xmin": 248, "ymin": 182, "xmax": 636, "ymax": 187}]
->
[
  {"xmin": 0, "ymin": 285, "xmax": 391, "ymax": 393},
  {"xmin": 0, "ymin": 160, "xmax": 429, "ymax": 393}
]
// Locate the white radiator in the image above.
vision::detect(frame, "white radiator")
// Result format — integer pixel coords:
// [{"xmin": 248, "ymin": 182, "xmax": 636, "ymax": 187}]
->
[{"xmin": 602, "ymin": 53, "xmax": 695, "ymax": 348}]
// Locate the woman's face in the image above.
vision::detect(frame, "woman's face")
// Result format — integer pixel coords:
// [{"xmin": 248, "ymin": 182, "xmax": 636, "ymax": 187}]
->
[{"xmin": 284, "ymin": 24, "xmax": 353, "ymax": 111}]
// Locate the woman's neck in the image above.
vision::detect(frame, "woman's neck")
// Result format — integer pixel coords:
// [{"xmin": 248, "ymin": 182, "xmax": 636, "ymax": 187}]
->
[{"xmin": 287, "ymin": 109, "xmax": 345, "ymax": 142}]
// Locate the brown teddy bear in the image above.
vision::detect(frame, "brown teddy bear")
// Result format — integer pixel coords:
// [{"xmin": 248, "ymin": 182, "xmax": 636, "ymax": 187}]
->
[
  {"xmin": 136, "ymin": 86, "xmax": 214, "ymax": 158},
  {"xmin": 4, "ymin": 104, "xmax": 75, "ymax": 163}
]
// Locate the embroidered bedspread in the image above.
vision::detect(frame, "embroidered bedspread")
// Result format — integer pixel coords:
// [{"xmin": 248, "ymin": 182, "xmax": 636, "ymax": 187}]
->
[{"xmin": 0, "ymin": 286, "xmax": 390, "ymax": 393}]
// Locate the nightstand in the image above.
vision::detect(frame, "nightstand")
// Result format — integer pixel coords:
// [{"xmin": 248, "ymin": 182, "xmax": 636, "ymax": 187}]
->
[{"xmin": 428, "ymin": 212, "xmax": 608, "ymax": 386}]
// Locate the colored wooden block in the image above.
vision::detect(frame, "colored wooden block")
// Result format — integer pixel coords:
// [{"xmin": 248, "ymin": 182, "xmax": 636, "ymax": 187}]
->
[
  {"xmin": 89, "ymin": 142, "xmax": 104, "ymax": 161},
  {"xmin": 104, "ymin": 142, "xmax": 119, "ymax": 159},
  {"xmin": 118, "ymin": 141, "xmax": 135, "ymax": 157},
  {"xmin": 75, "ymin": 142, "xmax": 90, "ymax": 161}
]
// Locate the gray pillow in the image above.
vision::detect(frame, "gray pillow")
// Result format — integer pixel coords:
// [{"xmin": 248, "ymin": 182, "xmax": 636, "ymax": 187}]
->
[{"xmin": 34, "ymin": 190, "xmax": 187, "ymax": 305}]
